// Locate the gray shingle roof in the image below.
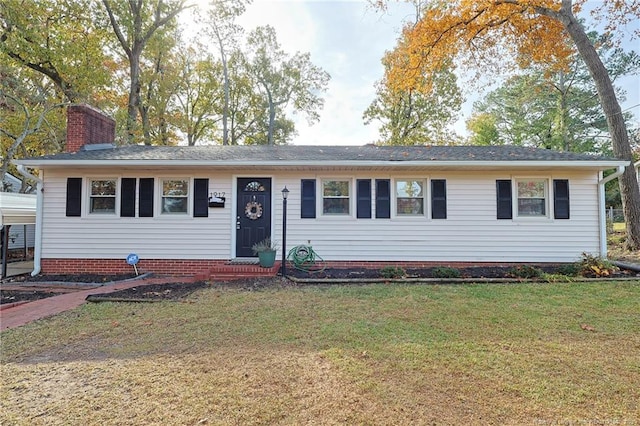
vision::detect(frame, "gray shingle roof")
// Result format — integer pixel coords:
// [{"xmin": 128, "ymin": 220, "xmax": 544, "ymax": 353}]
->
[{"xmin": 21, "ymin": 144, "xmax": 619, "ymax": 163}]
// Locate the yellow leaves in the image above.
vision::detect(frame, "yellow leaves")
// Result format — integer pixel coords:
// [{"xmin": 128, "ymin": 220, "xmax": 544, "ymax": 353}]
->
[{"xmin": 386, "ymin": 0, "xmax": 578, "ymax": 95}]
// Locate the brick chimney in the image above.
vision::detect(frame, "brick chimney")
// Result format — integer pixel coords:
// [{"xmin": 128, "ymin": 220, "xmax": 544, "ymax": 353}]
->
[{"xmin": 66, "ymin": 104, "xmax": 116, "ymax": 153}]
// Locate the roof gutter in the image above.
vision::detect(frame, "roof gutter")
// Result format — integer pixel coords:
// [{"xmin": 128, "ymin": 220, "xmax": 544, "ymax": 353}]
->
[
  {"xmin": 13, "ymin": 159, "xmax": 629, "ymax": 170},
  {"xmin": 598, "ymin": 165, "xmax": 626, "ymax": 258},
  {"xmin": 16, "ymin": 165, "xmax": 42, "ymax": 276}
]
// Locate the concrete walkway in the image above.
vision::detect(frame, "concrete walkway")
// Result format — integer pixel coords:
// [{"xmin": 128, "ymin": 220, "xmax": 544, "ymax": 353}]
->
[
  {"xmin": 2, "ymin": 260, "xmax": 34, "ymax": 279},
  {"xmin": 0, "ymin": 275, "xmax": 200, "ymax": 331}
]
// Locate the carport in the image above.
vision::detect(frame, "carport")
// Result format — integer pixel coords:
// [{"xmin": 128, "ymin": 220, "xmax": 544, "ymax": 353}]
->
[{"xmin": 0, "ymin": 192, "xmax": 36, "ymax": 279}]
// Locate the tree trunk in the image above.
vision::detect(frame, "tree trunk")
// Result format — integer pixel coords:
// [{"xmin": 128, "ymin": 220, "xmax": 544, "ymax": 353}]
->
[
  {"xmin": 128, "ymin": 48, "xmax": 142, "ymax": 144},
  {"xmin": 555, "ymin": 4, "xmax": 640, "ymax": 250},
  {"xmin": 218, "ymin": 41, "xmax": 230, "ymax": 146},
  {"xmin": 267, "ymin": 89, "xmax": 275, "ymax": 145}
]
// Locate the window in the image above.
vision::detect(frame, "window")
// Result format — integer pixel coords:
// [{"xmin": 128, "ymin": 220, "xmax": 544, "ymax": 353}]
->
[
  {"xmin": 396, "ymin": 179, "xmax": 424, "ymax": 215},
  {"xmin": 162, "ymin": 179, "xmax": 189, "ymax": 214},
  {"xmin": 89, "ymin": 179, "xmax": 116, "ymax": 214},
  {"xmin": 322, "ymin": 180, "xmax": 350, "ymax": 215},
  {"xmin": 245, "ymin": 181, "xmax": 265, "ymax": 192},
  {"xmin": 517, "ymin": 179, "xmax": 547, "ymax": 217}
]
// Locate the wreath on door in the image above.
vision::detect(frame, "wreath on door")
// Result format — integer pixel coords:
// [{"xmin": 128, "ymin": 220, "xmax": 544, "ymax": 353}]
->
[{"xmin": 245, "ymin": 201, "xmax": 263, "ymax": 220}]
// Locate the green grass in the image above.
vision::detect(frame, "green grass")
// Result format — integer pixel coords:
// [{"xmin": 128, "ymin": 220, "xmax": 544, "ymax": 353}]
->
[{"xmin": 2, "ymin": 281, "xmax": 639, "ymax": 424}]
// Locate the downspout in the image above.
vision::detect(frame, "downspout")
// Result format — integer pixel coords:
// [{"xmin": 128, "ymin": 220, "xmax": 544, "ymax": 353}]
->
[
  {"xmin": 16, "ymin": 165, "xmax": 43, "ymax": 276},
  {"xmin": 598, "ymin": 165, "xmax": 625, "ymax": 258}
]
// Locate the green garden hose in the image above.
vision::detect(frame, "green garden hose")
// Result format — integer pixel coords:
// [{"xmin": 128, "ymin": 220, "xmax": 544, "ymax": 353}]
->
[{"xmin": 287, "ymin": 245, "xmax": 326, "ymax": 273}]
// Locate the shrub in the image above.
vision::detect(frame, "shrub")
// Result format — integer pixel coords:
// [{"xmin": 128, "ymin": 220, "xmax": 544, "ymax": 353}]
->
[
  {"xmin": 509, "ymin": 265, "xmax": 544, "ymax": 279},
  {"xmin": 432, "ymin": 266, "xmax": 461, "ymax": 279},
  {"xmin": 380, "ymin": 266, "xmax": 406, "ymax": 279},
  {"xmin": 579, "ymin": 252, "xmax": 617, "ymax": 277},
  {"xmin": 556, "ymin": 263, "xmax": 581, "ymax": 277}
]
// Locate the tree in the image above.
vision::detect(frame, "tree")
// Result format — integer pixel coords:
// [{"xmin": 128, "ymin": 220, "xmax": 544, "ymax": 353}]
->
[
  {"xmin": 364, "ymin": 52, "xmax": 462, "ymax": 145},
  {"xmin": 226, "ymin": 51, "xmax": 267, "ymax": 145},
  {"xmin": 1, "ymin": 0, "xmax": 112, "ymax": 103},
  {"xmin": 102, "ymin": 0, "xmax": 191, "ymax": 144},
  {"xmin": 0, "ymin": 65, "xmax": 66, "ymax": 190},
  {"xmin": 173, "ymin": 43, "xmax": 224, "ymax": 145},
  {"xmin": 365, "ymin": 0, "xmax": 462, "ymax": 145},
  {"xmin": 203, "ymin": 0, "xmax": 248, "ymax": 145},
  {"xmin": 467, "ymin": 31, "xmax": 639, "ymax": 154},
  {"xmin": 137, "ymin": 24, "xmax": 183, "ymax": 145},
  {"xmin": 384, "ymin": 0, "xmax": 640, "ymax": 250},
  {"xmin": 466, "ymin": 113, "xmax": 500, "ymax": 146},
  {"xmin": 244, "ymin": 25, "xmax": 330, "ymax": 145}
]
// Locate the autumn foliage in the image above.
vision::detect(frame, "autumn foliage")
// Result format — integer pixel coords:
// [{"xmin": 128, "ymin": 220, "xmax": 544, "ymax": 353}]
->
[{"xmin": 385, "ymin": 0, "xmax": 636, "ymax": 94}]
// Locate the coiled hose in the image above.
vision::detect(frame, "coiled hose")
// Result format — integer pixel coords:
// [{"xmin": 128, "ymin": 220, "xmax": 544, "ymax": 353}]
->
[{"xmin": 287, "ymin": 245, "xmax": 326, "ymax": 273}]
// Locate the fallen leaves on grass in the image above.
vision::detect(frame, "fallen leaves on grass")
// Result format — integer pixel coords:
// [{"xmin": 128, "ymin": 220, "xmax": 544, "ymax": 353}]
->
[{"xmin": 580, "ymin": 324, "xmax": 596, "ymax": 332}]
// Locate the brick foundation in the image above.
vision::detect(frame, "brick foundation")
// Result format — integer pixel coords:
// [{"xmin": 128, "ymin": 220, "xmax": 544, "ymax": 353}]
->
[
  {"xmin": 41, "ymin": 258, "xmax": 229, "ymax": 276},
  {"xmin": 40, "ymin": 258, "xmax": 542, "ymax": 277}
]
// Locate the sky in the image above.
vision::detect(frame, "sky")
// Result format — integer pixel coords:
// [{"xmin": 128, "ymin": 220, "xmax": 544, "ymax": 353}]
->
[{"xmin": 195, "ymin": 0, "xmax": 640, "ymax": 146}]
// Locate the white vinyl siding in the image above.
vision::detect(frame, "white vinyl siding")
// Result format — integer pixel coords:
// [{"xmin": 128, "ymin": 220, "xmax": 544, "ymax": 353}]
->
[
  {"xmin": 41, "ymin": 169, "xmax": 232, "ymax": 260},
  {"xmin": 273, "ymin": 171, "xmax": 601, "ymax": 263},
  {"xmin": 42, "ymin": 168, "xmax": 602, "ymax": 263}
]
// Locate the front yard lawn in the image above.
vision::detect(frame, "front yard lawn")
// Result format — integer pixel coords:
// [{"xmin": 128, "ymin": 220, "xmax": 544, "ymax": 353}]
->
[{"xmin": 2, "ymin": 281, "xmax": 639, "ymax": 424}]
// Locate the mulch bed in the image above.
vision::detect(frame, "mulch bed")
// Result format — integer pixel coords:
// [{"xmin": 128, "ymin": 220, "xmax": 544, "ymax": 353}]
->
[
  {"xmin": 2, "ymin": 265, "xmax": 638, "ymax": 306},
  {"xmin": 85, "ymin": 281, "xmax": 213, "ymax": 303}
]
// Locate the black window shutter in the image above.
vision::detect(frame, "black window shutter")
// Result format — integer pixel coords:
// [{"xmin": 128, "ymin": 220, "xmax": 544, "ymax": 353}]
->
[
  {"xmin": 431, "ymin": 179, "xmax": 447, "ymax": 219},
  {"xmin": 193, "ymin": 178, "xmax": 209, "ymax": 218},
  {"xmin": 66, "ymin": 177, "xmax": 82, "ymax": 217},
  {"xmin": 301, "ymin": 179, "xmax": 316, "ymax": 218},
  {"xmin": 553, "ymin": 179, "xmax": 570, "ymax": 219},
  {"xmin": 120, "ymin": 178, "xmax": 136, "ymax": 217},
  {"xmin": 375, "ymin": 179, "xmax": 391, "ymax": 219},
  {"xmin": 139, "ymin": 178, "xmax": 154, "ymax": 217},
  {"xmin": 496, "ymin": 180, "xmax": 513, "ymax": 220},
  {"xmin": 356, "ymin": 179, "xmax": 372, "ymax": 219}
]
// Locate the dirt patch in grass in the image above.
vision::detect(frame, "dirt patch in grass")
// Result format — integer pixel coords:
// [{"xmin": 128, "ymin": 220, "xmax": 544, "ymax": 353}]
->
[{"xmin": 85, "ymin": 281, "xmax": 213, "ymax": 303}]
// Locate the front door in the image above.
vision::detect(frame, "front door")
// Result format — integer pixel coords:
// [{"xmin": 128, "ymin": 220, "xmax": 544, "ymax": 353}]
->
[{"xmin": 236, "ymin": 177, "xmax": 272, "ymax": 257}]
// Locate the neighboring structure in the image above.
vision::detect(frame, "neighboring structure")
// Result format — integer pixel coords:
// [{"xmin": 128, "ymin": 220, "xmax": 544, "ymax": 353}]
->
[
  {"xmin": 1, "ymin": 173, "xmax": 36, "ymax": 250},
  {"xmin": 13, "ymin": 105, "xmax": 629, "ymax": 276},
  {"xmin": 0, "ymin": 192, "xmax": 36, "ymax": 278}
]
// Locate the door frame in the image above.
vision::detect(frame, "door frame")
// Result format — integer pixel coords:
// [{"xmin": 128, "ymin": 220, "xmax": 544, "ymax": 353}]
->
[{"xmin": 231, "ymin": 175, "xmax": 275, "ymax": 258}]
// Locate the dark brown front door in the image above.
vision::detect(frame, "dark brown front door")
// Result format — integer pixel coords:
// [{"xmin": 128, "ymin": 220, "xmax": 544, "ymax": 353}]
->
[{"xmin": 236, "ymin": 177, "xmax": 272, "ymax": 257}]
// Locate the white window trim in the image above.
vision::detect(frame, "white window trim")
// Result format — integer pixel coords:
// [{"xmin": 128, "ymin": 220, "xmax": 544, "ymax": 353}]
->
[
  {"xmin": 394, "ymin": 178, "xmax": 427, "ymax": 218},
  {"xmin": 320, "ymin": 178, "xmax": 352, "ymax": 217},
  {"xmin": 514, "ymin": 177, "xmax": 550, "ymax": 219},
  {"xmin": 87, "ymin": 177, "xmax": 118, "ymax": 216},
  {"xmin": 159, "ymin": 177, "xmax": 191, "ymax": 216}
]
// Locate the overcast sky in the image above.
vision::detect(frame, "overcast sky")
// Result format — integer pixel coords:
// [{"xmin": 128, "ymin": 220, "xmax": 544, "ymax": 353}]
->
[{"xmin": 198, "ymin": 0, "xmax": 640, "ymax": 146}]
